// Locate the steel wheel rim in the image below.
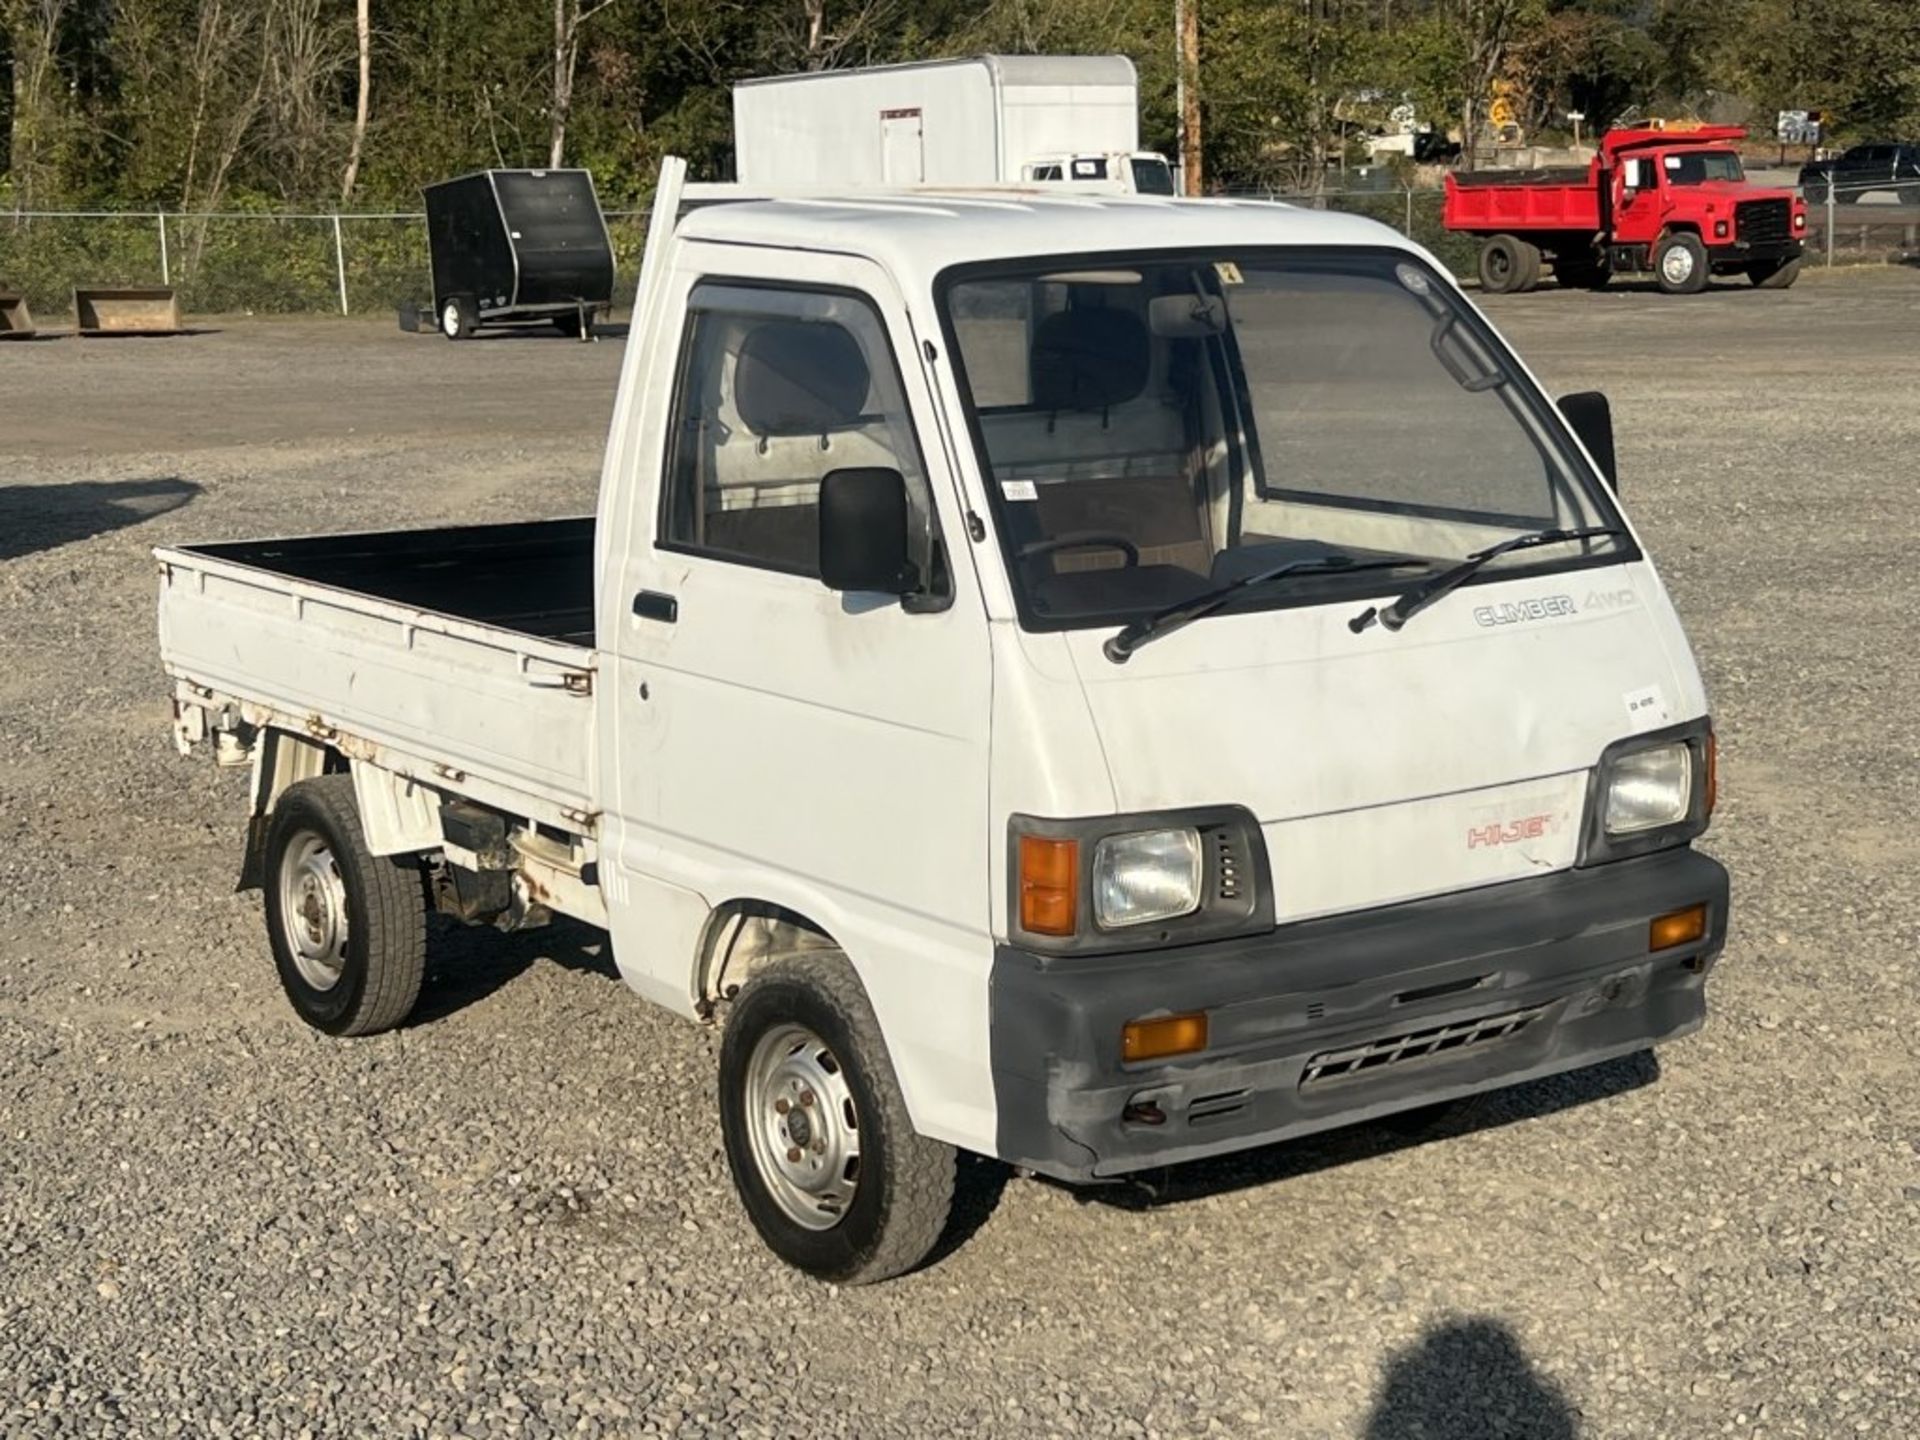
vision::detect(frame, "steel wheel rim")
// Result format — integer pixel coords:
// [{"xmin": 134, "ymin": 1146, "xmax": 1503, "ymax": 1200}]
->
[
  {"xmin": 1488, "ymin": 248, "xmax": 1512, "ymax": 283},
  {"xmin": 1662, "ymin": 246, "xmax": 1695, "ymax": 285},
  {"xmin": 278, "ymin": 830, "xmax": 349, "ymax": 991},
  {"xmin": 441, "ymin": 302, "xmax": 461, "ymax": 337},
  {"xmin": 743, "ymin": 1023, "xmax": 861, "ymax": 1231}
]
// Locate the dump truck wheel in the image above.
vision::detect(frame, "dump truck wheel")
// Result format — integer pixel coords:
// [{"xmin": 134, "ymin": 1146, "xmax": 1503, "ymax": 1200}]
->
[
  {"xmin": 263, "ymin": 775, "xmax": 426, "ymax": 1037},
  {"xmin": 1749, "ymin": 256, "xmax": 1803, "ymax": 290},
  {"xmin": 1478, "ymin": 235, "xmax": 1539, "ymax": 294},
  {"xmin": 439, "ymin": 296, "xmax": 476, "ymax": 340},
  {"xmin": 1654, "ymin": 233, "xmax": 1710, "ymax": 294},
  {"xmin": 552, "ymin": 310, "xmax": 595, "ymax": 339},
  {"xmin": 719, "ymin": 952, "xmax": 955, "ymax": 1284}
]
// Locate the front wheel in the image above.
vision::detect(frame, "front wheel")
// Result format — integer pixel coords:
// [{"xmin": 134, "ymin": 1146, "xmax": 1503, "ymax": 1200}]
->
[
  {"xmin": 1749, "ymin": 256, "xmax": 1803, "ymax": 290},
  {"xmin": 719, "ymin": 953, "xmax": 955, "ymax": 1284},
  {"xmin": 263, "ymin": 775, "xmax": 426, "ymax": 1036},
  {"xmin": 1654, "ymin": 233, "xmax": 1710, "ymax": 294}
]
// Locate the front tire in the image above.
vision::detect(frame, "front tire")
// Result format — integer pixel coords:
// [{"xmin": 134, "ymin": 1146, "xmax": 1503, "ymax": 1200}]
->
[
  {"xmin": 719, "ymin": 953, "xmax": 955, "ymax": 1284},
  {"xmin": 263, "ymin": 775, "xmax": 426, "ymax": 1037},
  {"xmin": 1654, "ymin": 232, "xmax": 1710, "ymax": 294}
]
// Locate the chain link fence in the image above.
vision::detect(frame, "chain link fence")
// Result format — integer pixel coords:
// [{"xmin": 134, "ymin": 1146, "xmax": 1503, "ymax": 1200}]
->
[
  {"xmin": 3, "ymin": 184, "xmax": 1912, "ymax": 319},
  {"xmin": 0, "ymin": 209, "xmax": 652, "ymax": 319}
]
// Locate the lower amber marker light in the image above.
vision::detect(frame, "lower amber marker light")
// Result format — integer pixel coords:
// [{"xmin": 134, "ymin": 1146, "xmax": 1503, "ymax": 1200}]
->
[
  {"xmin": 1650, "ymin": 904, "xmax": 1708, "ymax": 952},
  {"xmin": 1122, "ymin": 1012, "xmax": 1209, "ymax": 1063}
]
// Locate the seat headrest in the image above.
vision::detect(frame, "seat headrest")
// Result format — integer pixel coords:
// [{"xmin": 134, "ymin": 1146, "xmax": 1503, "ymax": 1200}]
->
[
  {"xmin": 1030, "ymin": 306, "xmax": 1150, "ymax": 412},
  {"xmin": 735, "ymin": 320, "xmax": 871, "ymax": 435}
]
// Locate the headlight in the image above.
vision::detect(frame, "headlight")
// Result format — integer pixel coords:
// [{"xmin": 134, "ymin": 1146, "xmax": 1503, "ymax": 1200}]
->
[
  {"xmin": 1093, "ymin": 828, "xmax": 1202, "ymax": 928},
  {"xmin": 1579, "ymin": 721, "xmax": 1714, "ymax": 866},
  {"xmin": 1009, "ymin": 806, "xmax": 1271, "ymax": 954},
  {"xmin": 1605, "ymin": 742, "xmax": 1692, "ymax": 834}
]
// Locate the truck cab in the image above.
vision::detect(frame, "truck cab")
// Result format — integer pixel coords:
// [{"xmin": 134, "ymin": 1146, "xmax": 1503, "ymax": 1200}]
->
[
  {"xmin": 159, "ymin": 163, "xmax": 1728, "ymax": 1283},
  {"xmin": 1022, "ymin": 151, "xmax": 1177, "ymax": 194}
]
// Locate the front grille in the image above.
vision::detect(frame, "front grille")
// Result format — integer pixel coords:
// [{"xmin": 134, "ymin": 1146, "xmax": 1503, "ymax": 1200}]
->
[
  {"xmin": 1736, "ymin": 198, "xmax": 1792, "ymax": 248},
  {"xmin": 1299, "ymin": 1004, "xmax": 1549, "ymax": 1089}
]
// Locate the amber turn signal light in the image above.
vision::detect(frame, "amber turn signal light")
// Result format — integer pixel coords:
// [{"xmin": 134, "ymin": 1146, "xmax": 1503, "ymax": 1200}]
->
[
  {"xmin": 1650, "ymin": 904, "xmax": 1708, "ymax": 952},
  {"xmin": 1019, "ymin": 835, "xmax": 1079, "ymax": 937},
  {"xmin": 1122, "ymin": 1012, "xmax": 1209, "ymax": 1063}
]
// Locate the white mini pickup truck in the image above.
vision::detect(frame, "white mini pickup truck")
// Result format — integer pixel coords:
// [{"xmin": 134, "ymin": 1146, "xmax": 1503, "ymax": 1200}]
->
[{"xmin": 159, "ymin": 158, "xmax": 1728, "ymax": 1282}]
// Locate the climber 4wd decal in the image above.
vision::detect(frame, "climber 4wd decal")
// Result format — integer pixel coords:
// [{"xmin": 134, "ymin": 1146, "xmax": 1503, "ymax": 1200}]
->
[{"xmin": 1473, "ymin": 595, "xmax": 1576, "ymax": 627}]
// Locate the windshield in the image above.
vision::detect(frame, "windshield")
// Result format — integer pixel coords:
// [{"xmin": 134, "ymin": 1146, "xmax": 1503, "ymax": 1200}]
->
[
  {"xmin": 1130, "ymin": 157, "xmax": 1177, "ymax": 195},
  {"xmin": 939, "ymin": 249, "xmax": 1628, "ymax": 628},
  {"xmin": 1663, "ymin": 150, "xmax": 1744, "ymax": 184}
]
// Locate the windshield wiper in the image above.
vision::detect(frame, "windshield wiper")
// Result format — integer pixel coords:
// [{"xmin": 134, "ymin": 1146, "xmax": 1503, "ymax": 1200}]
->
[
  {"xmin": 1105, "ymin": 554, "xmax": 1429, "ymax": 663},
  {"xmin": 1347, "ymin": 526, "xmax": 1628, "ymax": 635}
]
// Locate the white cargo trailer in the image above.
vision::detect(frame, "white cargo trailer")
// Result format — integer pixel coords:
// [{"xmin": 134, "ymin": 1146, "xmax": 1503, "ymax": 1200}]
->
[{"xmin": 732, "ymin": 54, "xmax": 1177, "ymax": 194}]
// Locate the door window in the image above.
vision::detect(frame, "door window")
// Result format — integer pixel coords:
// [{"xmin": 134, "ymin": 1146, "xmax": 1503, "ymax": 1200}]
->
[{"xmin": 660, "ymin": 284, "xmax": 946, "ymax": 592}]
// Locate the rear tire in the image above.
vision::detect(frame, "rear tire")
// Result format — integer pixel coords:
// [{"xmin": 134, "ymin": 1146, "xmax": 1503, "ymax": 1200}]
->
[
  {"xmin": 1802, "ymin": 181, "xmax": 1829, "ymax": 206},
  {"xmin": 1748, "ymin": 256, "xmax": 1803, "ymax": 290},
  {"xmin": 263, "ymin": 775, "xmax": 426, "ymax": 1037},
  {"xmin": 1654, "ymin": 232, "xmax": 1710, "ymax": 294},
  {"xmin": 439, "ymin": 296, "xmax": 476, "ymax": 340},
  {"xmin": 1478, "ymin": 234, "xmax": 1540, "ymax": 294},
  {"xmin": 719, "ymin": 952, "xmax": 955, "ymax": 1284},
  {"xmin": 551, "ymin": 310, "xmax": 595, "ymax": 339}
]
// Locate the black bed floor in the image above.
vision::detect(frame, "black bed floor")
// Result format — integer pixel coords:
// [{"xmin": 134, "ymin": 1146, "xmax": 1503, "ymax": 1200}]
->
[{"xmin": 185, "ymin": 517, "xmax": 597, "ymax": 645}]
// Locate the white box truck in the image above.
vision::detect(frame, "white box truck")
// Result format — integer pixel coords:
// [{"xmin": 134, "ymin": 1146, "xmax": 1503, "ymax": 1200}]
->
[
  {"xmin": 158, "ymin": 157, "xmax": 1727, "ymax": 1285},
  {"xmin": 732, "ymin": 54, "xmax": 1177, "ymax": 194}
]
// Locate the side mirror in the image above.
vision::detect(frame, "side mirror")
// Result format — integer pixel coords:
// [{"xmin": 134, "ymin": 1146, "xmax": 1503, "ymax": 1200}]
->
[
  {"xmin": 1558, "ymin": 390, "xmax": 1618, "ymax": 492},
  {"xmin": 820, "ymin": 467, "xmax": 917, "ymax": 595}
]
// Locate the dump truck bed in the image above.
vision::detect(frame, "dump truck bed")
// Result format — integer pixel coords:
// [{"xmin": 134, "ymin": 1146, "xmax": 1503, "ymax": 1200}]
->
[{"xmin": 156, "ymin": 518, "xmax": 599, "ymax": 829}]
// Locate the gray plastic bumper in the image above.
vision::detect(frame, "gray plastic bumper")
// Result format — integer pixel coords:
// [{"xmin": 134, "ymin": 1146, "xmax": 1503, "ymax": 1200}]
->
[{"xmin": 989, "ymin": 848, "xmax": 1728, "ymax": 1182}]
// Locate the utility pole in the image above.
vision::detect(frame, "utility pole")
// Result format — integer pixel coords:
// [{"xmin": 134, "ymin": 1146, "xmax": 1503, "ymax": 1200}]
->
[{"xmin": 1176, "ymin": 0, "xmax": 1202, "ymax": 194}]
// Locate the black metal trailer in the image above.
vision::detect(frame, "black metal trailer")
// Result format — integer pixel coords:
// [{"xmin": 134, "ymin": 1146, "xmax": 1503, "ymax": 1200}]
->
[{"xmin": 418, "ymin": 169, "xmax": 615, "ymax": 340}]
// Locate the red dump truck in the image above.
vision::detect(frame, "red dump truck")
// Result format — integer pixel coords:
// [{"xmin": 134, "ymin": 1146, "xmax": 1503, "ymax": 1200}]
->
[{"xmin": 1445, "ymin": 126, "xmax": 1807, "ymax": 295}]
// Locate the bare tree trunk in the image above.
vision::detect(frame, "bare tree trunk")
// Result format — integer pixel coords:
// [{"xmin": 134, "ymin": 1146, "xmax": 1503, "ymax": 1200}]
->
[
  {"xmin": 549, "ymin": 0, "xmax": 568, "ymax": 167},
  {"xmin": 341, "ymin": 0, "xmax": 370, "ymax": 201},
  {"xmin": 1177, "ymin": 0, "xmax": 1202, "ymax": 194},
  {"xmin": 549, "ymin": 0, "xmax": 620, "ymax": 167}
]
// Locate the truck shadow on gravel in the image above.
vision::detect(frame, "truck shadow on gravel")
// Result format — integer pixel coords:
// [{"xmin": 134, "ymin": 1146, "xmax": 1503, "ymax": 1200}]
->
[
  {"xmin": 1365, "ymin": 1316, "xmax": 1580, "ymax": 1439},
  {"xmin": 1069, "ymin": 1049, "xmax": 1660, "ymax": 1212},
  {"xmin": 407, "ymin": 915, "xmax": 621, "ymax": 1027},
  {"xmin": 0, "ymin": 476, "xmax": 199, "ymax": 561}
]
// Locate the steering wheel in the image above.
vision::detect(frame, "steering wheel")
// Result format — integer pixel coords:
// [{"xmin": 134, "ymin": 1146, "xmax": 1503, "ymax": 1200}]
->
[{"xmin": 1017, "ymin": 532, "xmax": 1141, "ymax": 568}]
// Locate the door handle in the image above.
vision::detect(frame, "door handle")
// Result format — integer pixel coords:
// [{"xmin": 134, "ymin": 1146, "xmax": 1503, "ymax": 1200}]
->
[{"xmin": 632, "ymin": 590, "xmax": 678, "ymax": 623}]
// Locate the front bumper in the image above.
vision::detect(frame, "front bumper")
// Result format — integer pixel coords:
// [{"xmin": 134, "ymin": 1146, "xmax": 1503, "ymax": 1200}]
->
[
  {"xmin": 989, "ymin": 848, "xmax": 1728, "ymax": 1182},
  {"xmin": 1709, "ymin": 236, "xmax": 1803, "ymax": 266}
]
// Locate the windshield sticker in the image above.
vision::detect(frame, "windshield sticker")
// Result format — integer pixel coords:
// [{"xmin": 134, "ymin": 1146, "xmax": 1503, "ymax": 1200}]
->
[
  {"xmin": 1213, "ymin": 261, "xmax": 1244, "ymax": 285},
  {"xmin": 1624, "ymin": 685, "xmax": 1671, "ymax": 731},
  {"xmin": 1001, "ymin": 479, "xmax": 1038, "ymax": 502}
]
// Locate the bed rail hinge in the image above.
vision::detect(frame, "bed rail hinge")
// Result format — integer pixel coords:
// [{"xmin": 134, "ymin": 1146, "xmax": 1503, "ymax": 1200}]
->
[{"xmin": 527, "ymin": 669, "xmax": 594, "ymax": 697}]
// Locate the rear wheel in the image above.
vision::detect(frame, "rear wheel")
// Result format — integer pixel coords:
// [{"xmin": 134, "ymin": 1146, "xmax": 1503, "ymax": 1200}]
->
[
  {"xmin": 1802, "ymin": 181, "xmax": 1829, "ymax": 206},
  {"xmin": 1478, "ymin": 234, "xmax": 1540, "ymax": 294},
  {"xmin": 551, "ymin": 309, "xmax": 595, "ymax": 339},
  {"xmin": 1748, "ymin": 256, "xmax": 1803, "ymax": 290},
  {"xmin": 439, "ymin": 296, "xmax": 476, "ymax": 340},
  {"xmin": 1654, "ymin": 232, "xmax": 1710, "ymax": 294},
  {"xmin": 719, "ymin": 952, "xmax": 955, "ymax": 1284},
  {"xmin": 263, "ymin": 775, "xmax": 426, "ymax": 1037}
]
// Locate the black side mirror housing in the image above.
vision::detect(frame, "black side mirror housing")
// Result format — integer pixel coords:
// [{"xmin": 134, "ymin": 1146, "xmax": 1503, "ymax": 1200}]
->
[
  {"xmin": 1559, "ymin": 390, "xmax": 1618, "ymax": 492},
  {"xmin": 820, "ymin": 467, "xmax": 917, "ymax": 595}
]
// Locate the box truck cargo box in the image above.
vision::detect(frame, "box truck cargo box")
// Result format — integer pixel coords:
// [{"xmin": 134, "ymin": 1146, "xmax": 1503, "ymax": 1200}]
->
[{"xmin": 733, "ymin": 55, "xmax": 1176, "ymax": 194}]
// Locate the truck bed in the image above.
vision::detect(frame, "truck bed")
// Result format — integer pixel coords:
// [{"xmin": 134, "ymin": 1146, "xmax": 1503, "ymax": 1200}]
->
[{"xmin": 157, "ymin": 518, "xmax": 599, "ymax": 827}]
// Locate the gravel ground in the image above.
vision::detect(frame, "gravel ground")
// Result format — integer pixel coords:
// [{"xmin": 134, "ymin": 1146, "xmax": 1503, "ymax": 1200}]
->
[{"xmin": 2, "ymin": 271, "xmax": 1917, "ymax": 1439}]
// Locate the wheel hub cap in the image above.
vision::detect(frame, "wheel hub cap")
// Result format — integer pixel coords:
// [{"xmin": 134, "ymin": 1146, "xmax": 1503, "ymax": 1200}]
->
[
  {"xmin": 744, "ymin": 1024, "xmax": 860, "ymax": 1231},
  {"xmin": 1663, "ymin": 248, "xmax": 1694, "ymax": 284},
  {"xmin": 278, "ymin": 831, "xmax": 348, "ymax": 991}
]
